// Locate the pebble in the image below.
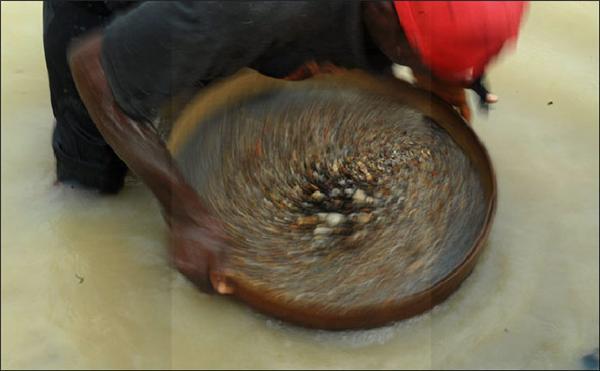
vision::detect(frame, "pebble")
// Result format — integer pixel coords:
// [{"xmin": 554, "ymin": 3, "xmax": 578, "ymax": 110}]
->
[
  {"xmin": 347, "ymin": 230, "xmax": 368, "ymax": 243},
  {"xmin": 332, "ymin": 160, "xmax": 340, "ymax": 174},
  {"xmin": 329, "ymin": 188, "xmax": 342, "ymax": 198},
  {"xmin": 263, "ymin": 198, "xmax": 274, "ymax": 207},
  {"xmin": 313, "ymin": 227, "xmax": 333, "ymax": 236},
  {"xmin": 297, "ymin": 215, "xmax": 319, "ymax": 226},
  {"xmin": 355, "ymin": 213, "xmax": 373, "ymax": 224},
  {"xmin": 311, "ymin": 190, "xmax": 325, "ymax": 202},
  {"xmin": 344, "ymin": 188, "xmax": 355, "ymax": 197},
  {"xmin": 325, "ymin": 213, "xmax": 346, "ymax": 227},
  {"xmin": 352, "ymin": 189, "xmax": 366, "ymax": 203},
  {"xmin": 317, "ymin": 213, "xmax": 328, "ymax": 221},
  {"xmin": 292, "ymin": 185, "xmax": 302, "ymax": 196}
]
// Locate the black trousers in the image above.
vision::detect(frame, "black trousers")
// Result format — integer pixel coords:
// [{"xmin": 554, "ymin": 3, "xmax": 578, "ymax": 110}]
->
[{"xmin": 43, "ymin": 1, "xmax": 133, "ymax": 193}]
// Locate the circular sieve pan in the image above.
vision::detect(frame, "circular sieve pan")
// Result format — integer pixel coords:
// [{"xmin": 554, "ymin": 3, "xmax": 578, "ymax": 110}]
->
[{"xmin": 167, "ymin": 70, "xmax": 497, "ymax": 330}]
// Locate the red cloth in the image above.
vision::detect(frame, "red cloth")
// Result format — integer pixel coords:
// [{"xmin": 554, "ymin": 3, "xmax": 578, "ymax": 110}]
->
[{"xmin": 394, "ymin": 1, "xmax": 527, "ymax": 83}]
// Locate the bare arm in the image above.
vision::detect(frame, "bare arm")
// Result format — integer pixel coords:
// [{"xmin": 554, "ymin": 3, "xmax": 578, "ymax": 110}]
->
[{"xmin": 68, "ymin": 32, "xmax": 231, "ymax": 293}]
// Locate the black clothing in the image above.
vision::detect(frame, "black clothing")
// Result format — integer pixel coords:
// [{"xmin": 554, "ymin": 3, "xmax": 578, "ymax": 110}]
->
[{"xmin": 43, "ymin": 1, "xmax": 390, "ymax": 193}]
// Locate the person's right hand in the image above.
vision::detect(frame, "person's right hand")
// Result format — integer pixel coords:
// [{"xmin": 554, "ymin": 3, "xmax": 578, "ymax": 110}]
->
[
  {"xmin": 165, "ymin": 182, "xmax": 235, "ymax": 294},
  {"xmin": 169, "ymin": 210, "xmax": 234, "ymax": 294}
]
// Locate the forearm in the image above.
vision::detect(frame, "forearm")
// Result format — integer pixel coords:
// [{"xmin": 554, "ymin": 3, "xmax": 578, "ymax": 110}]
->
[{"xmin": 68, "ymin": 32, "xmax": 196, "ymax": 218}]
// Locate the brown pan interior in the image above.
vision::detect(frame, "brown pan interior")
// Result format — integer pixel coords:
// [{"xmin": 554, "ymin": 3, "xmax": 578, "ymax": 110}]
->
[{"xmin": 166, "ymin": 69, "xmax": 497, "ymax": 330}]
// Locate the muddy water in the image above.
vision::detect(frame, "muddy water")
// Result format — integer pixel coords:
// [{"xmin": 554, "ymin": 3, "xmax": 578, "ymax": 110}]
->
[{"xmin": 1, "ymin": 2, "xmax": 598, "ymax": 369}]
